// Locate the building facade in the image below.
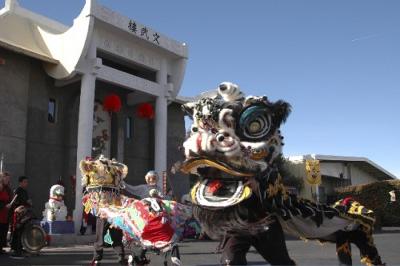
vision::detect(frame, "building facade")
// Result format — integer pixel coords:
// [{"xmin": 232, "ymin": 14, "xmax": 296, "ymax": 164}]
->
[
  {"xmin": 287, "ymin": 154, "xmax": 397, "ymax": 204},
  {"xmin": 0, "ymin": 0, "xmax": 189, "ymax": 231}
]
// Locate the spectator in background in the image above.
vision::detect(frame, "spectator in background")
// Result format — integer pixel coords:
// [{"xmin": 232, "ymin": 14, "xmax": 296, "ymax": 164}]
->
[
  {"xmin": 0, "ymin": 172, "xmax": 12, "ymax": 255},
  {"xmin": 12, "ymin": 176, "xmax": 30, "ymax": 208},
  {"xmin": 10, "ymin": 176, "xmax": 31, "ymax": 259}
]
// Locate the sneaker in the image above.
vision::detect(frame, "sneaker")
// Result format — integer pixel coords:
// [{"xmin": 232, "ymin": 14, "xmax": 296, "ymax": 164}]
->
[
  {"xmin": 92, "ymin": 250, "xmax": 103, "ymax": 262},
  {"xmin": 10, "ymin": 251, "xmax": 24, "ymax": 259},
  {"xmin": 90, "ymin": 259, "xmax": 100, "ymax": 265}
]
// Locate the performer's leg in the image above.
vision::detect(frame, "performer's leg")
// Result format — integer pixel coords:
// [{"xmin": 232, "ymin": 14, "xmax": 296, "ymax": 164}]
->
[
  {"xmin": 170, "ymin": 245, "xmax": 181, "ymax": 266},
  {"xmin": 90, "ymin": 213, "xmax": 97, "ymax": 233},
  {"xmin": 10, "ymin": 228, "xmax": 23, "ymax": 254},
  {"xmin": 133, "ymin": 247, "xmax": 150, "ymax": 265},
  {"xmin": 253, "ymin": 222, "xmax": 296, "ymax": 265},
  {"xmin": 220, "ymin": 234, "xmax": 251, "ymax": 265},
  {"xmin": 93, "ymin": 217, "xmax": 105, "ymax": 261},
  {"xmin": 10, "ymin": 217, "xmax": 24, "ymax": 256},
  {"xmin": 171, "ymin": 245, "xmax": 180, "ymax": 260},
  {"xmin": 348, "ymin": 228, "xmax": 384, "ymax": 265},
  {"xmin": 109, "ymin": 227, "xmax": 126, "ymax": 263},
  {"xmin": 336, "ymin": 230, "xmax": 353, "ymax": 266}
]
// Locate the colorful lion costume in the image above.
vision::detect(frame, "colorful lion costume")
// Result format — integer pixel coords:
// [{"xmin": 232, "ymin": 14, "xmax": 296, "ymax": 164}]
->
[
  {"xmin": 80, "ymin": 155, "xmax": 191, "ymax": 264},
  {"xmin": 180, "ymin": 82, "xmax": 384, "ymax": 265}
]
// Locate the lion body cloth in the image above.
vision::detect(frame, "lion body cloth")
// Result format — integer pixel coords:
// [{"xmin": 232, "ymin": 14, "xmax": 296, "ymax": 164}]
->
[
  {"xmin": 180, "ymin": 82, "xmax": 384, "ymax": 265},
  {"xmin": 79, "ymin": 155, "xmax": 190, "ymax": 265}
]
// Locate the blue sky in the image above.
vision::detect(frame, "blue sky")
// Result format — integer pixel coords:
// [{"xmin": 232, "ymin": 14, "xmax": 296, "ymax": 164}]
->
[{"xmin": 3, "ymin": 0, "xmax": 399, "ymax": 177}]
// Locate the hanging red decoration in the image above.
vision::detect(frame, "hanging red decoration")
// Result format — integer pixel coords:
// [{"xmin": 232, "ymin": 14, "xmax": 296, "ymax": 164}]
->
[
  {"xmin": 103, "ymin": 94, "xmax": 122, "ymax": 113},
  {"xmin": 136, "ymin": 103, "xmax": 155, "ymax": 119}
]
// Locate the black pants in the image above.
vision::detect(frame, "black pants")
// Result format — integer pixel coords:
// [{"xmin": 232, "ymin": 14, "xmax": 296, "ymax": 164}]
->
[
  {"xmin": 220, "ymin": 221, "xmax": 296, "ymax": 265},
  {"xmin": 93, "ymin": 217, "xmax": 125, "ymax": 261},
  {"xmin": 0, "ymin": 223, "xmax": 9, "ymax": 249},
  {"xmin": 10, "ymin": 226, "xmax": 23, "ymax": 253}
]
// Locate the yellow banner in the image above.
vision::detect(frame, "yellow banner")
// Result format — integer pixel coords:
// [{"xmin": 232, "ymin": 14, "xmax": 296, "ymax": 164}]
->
[{"xmin": 305, "ymin": 159, "xmax": 321, "ymax": 185}]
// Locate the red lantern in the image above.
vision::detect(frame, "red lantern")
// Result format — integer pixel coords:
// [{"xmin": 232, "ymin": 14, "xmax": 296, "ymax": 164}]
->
[
  {"xmin": 103, "ymin": 94, "xmax": 122, "ymax": 113},
  {"xmin": 136, "ymin": 103, "xmax": 155, "ymax": 119}
]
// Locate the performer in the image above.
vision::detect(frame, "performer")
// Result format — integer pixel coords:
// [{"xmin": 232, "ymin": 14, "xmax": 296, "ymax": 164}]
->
[
  {"xmin": 80, "ymin": 155, "xmax": 128, "ymax": 265},
  {"xmin": 122, "ymin": 171, "xmax": 168, "ymax": 264},
  {"xmin": 124, "ymin": 170, "xmax": 163, "ymax": 199},
  {"xmin": 179, "ymin": 81, "xmax": 384, "ymax": 265},
  {"xmin": 80, "ymin": 156, "xmax": 191, "ymax": 266}
]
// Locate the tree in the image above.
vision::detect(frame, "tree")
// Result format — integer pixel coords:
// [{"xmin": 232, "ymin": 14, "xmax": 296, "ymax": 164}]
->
[{"xmin": 276, "ymin": 155, "xmax": 304, "ymax": 192}]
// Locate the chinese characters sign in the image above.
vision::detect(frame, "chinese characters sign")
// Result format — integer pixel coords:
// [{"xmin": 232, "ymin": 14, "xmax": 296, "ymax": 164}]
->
[{"xmin": 129, "ymin": 20, "xmax": 160, "ymax": 45}]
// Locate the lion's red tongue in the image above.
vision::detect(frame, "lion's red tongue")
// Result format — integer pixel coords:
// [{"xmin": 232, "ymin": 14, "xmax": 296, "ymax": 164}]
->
[{"xmin": 206, "ymin": 180, "xmax": 223, "ymax": 193}]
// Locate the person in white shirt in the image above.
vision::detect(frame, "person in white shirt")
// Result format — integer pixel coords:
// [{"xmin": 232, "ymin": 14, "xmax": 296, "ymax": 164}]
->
[{"xmin": 124, "ymin": 171, "xmax": 163, "ymax": 199}]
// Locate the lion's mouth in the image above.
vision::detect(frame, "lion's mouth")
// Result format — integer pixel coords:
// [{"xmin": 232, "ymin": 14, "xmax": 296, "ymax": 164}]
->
[{"xmin": 181, "ymin": 158, "xmax": 254, "ymax": 208}]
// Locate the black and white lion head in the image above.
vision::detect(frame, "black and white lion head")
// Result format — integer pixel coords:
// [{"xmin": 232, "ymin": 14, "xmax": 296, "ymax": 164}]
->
[{"xmin": 180, "ymin": 82, "xmax": 291, "ymax": 208}]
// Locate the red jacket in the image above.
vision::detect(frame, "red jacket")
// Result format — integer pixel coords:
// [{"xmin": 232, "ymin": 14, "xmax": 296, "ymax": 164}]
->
[{"xmin": 0, "ymin": 187, "xmax": 12, "ymax": 224}]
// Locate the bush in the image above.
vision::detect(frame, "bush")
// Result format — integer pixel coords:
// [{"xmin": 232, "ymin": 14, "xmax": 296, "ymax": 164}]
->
[{"xmin": 335, "ymin": 180, "xmax": 400, "ymax": 228}]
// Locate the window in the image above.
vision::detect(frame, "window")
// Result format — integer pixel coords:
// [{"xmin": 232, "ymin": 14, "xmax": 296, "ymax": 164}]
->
[
  {"xmin": 126, "ymin": 117, "xmax": 133, "ymax": 139},
  {"xmin": 48, "ymin": 98, "xmax": 57, "ymax": 123}
]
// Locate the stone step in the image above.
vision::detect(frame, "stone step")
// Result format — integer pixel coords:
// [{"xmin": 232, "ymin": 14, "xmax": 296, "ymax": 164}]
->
[{"xmin": 47, "ymin": 234, "xmax": 96, "ymax": 247}]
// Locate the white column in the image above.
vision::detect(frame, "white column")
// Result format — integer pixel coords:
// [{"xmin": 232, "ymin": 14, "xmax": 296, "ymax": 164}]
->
[
  {"xmin": 155, "ymin": 59, "xmax": 168, "ymax": 190},
  {"xmin": 73, "ymin": 72, "xmax": 96, "ymax": 233},
  {"xmin": 154, "ymin": 96, "xmax": 168, "ymax": 190},
  {"xmin": 73, "ymin": 42, "xmax": 97, "ymax": 233}
]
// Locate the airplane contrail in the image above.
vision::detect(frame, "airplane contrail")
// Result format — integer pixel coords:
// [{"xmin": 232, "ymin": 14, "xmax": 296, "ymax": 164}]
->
[{"xmin": 351, "ymin": 34, "xmax": 380, "ymax": 42}]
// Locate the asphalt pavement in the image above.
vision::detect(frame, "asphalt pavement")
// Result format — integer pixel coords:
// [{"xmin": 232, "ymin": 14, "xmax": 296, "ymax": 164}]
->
[{"xmin": 0, "ymin": 232, "xmax": 399, "ymax": 265}]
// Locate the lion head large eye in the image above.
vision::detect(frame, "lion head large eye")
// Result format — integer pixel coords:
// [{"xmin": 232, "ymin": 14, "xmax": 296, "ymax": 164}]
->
[
  {"xmin": 249, "ymin": 121, "xmax": 262, "ymax": 133},
  {"xmin": 238, "ymin": 105, "xmax": 272, "ymax": 140}
]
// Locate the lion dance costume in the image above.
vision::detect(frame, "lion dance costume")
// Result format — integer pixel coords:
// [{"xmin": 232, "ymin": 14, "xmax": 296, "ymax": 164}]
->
[
  {"xmin": 179, "ymin": 82, "xmax": 384, "ymax": 266},
  {"xmin": 80, "ymin": 155, "xmax": 190, "ymax": 265}
]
